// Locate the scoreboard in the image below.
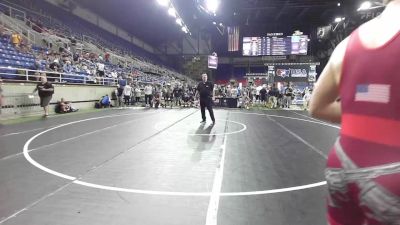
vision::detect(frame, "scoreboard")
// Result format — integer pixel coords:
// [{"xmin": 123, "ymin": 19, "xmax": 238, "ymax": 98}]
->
[{"xmin": 243, "ymin": 35, "xmax": 309, "ymax": 56}]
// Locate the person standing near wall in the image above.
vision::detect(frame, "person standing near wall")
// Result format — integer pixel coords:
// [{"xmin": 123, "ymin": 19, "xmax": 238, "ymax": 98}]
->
[
  {"xmin": 284, "ymin": 83, "xmax": 293, "ymax": 108},
  {"xmin": 123, "ymin": 83, "xmax": 132, "ymax": 107},
  {"xmin": 269, "ymin": 83, "xmax": 279, "ymax": 109},
  {"xmin": 134, "ymin": 85, "xmax": 141, "ymax": 105},
  {"xmin": 144, "ymin": 84, "xmax": 153, "ymax": 107},
  {"xmin": 33, "ymin": 75, "xmax": 54, "ymax": 117},
  {"xmin": 303, "ymin": 88, "xmax": 312, "ymax": 110}
]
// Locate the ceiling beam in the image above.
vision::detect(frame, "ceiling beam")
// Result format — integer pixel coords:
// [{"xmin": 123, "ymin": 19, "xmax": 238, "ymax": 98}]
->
[
  {"xmin": 275, "ymin": 0, "xmax": 290, "ymax": 21},
  {"xmin": 296, "ymin": 7, "xmax": 309, "ymax": 20}
]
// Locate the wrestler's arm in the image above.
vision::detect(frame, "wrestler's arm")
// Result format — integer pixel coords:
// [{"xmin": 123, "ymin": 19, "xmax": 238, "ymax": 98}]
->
[{"xmin": 309, "ymin": 38, "xmax": 349, "ymax": 124}]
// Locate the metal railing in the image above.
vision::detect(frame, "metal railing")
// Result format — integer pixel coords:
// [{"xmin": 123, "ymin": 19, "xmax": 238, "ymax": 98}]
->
[
  {"xmin": 0, "ymin": 66, "xmax": 118, "ymax": 86},
  {"xmin": 0, "ymin": 92, "xmax": 42, "ymax": 116},
  {"xmin": 0, "ymin": 2, "xmax": 194, "ymax": 85},
  {"xmin": 0, "ymin": 2, "xmax": 25, "ymax": 22}
]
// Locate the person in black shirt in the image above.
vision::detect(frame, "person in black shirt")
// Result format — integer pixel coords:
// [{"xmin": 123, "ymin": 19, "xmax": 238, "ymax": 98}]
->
[
  {"xmin": 284, "ymin": 83, "xmax": 293, "ymax": 108},
  {"xmin": 173, "ymin": 85, "xmax": 182, "ymax": 107},
  {"xmin": 196, "ymin": 73, "xmax": 215, "ymax": 125},
  {"xmin": 33, "ymin": 75, "xmax": 54, "ymax": 117},
  {"xmin": 259, "ymin": 86, "xmax": 267, "ymax": 106},
  {"xmin": 269, "ymin": 83, "xmax": 279, "ymax": 108}
]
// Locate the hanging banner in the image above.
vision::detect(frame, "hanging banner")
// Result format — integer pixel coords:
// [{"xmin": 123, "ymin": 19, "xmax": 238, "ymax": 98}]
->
[
  {"xmin": 208, "ymin": 55, "xmax": 218, "ymax": 69},
  {"xmin": 273, "ymin": 65, "xmax": 315, "ymax": 82},
  {"xmin": 228, "ymin": 26, "xmax": 240, "ymax": 52}
]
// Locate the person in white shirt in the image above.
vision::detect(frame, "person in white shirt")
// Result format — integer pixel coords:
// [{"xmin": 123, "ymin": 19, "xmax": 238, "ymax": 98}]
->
[
  {"xmin": 144, "ymin": 84, "xmax": 153, "ymax": 107},
  {"xmin": 231, "ymin": 86, "xmax": 238, "ymax": 98},
  {"xmin": 255, "ymin": 85, "xmax": 262, "ymax": 102},
  {"xmin": 96, "ymin": 62, "xmax": 105, "ymax": 77},
  {"xmin": 134, "ymin": 86, "xmax": 141, "ymax": 105},
  {"xmin": 123, "ymin": 83, "xmax": 132, "ymax": 106},
  {"xmin": 303, "ymin": 88, "xmax": 312, "ymax": 110}
]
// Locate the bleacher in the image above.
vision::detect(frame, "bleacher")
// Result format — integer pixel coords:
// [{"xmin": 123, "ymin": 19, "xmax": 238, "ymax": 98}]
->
[
  {"xmin": 0, "ymin": 0, "xmax": 196, "ymax": 87},
  {"xmin": 0, "ymin": 35, "xmax": 35, "ymax": 79}
]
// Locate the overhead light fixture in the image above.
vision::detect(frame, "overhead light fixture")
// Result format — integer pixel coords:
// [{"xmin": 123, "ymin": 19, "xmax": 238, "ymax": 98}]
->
[
  {"xmin": 219, "ymin": 22, "xmax": 223, "ymax": 26},
  {"xmin": 168, "ymin": 7, "xmax": 176, "ymax": 17},
  {"xmin": 337, "ymin": 2, "xmax": 341, "ymax": 7},
  {"xmin": 334, "ymin": 17, "xmax": 342, "ymax": 23},
  {"xmin": 182, "ymin": 26, "xmax": 188, "ymax": 33},
  {"xmin": 212, "ymin": 21, "xmax": 216, "ymax": 25},
  {"xmin": 205, "ymin": 0, "xmax": 220, "ymax": 14},
  {"xmin": 358, "ymin": 1, "xmax": 372, "ymax": 11},
  {"xmin": 176, "ymin": 18, "xmax": 183, "ymax": 26},
  {"xmin": 157, "ymin": 0, "xmax": 170, "ymax": 7}
]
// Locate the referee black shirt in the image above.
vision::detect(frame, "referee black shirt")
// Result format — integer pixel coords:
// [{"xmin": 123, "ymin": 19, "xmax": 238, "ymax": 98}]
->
[{"xmin": 197, "ymin": 81, "xmax": 213, "ymax": 99}]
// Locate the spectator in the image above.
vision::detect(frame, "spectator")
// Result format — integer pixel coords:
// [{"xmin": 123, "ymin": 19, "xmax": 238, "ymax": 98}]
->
[
  {"xmin": 33, "ymin": 75, "xmax": 54, "ymax": 117},
  {"xmin": 153, "ymin": 88, "xmax": 161, "ymax": 109},
  {"xmin": 56, "ymin": 98, "xmax": 78, "ymax": 113},
  {"xmin": 251, "ymin": 86, "xmax": 257, "ymax": 103},
  {"xmin": 123, "ymin": 83, "xmax": 132, "ymax": 106},
  {"xmin": 11, "ymin": 32, "xmax": 22, "ymax": 48},
  {"xmin": 105, "ymin": 52, "xmax": 110, "ymax": 62},
  {"xmin": 96, "ymin": 61, "xmax": 105, "ymax": 77},
  {"xmin": 63, "ymin": 61, "xmax": 73, "ymax": 74},
  {"xmin": 241, "ymin": 88, "xmax": 251, "ymax": 109},
  {"xmin": 303, "ymin": 88, "xmax": 312, "ymax": 110},
  {"xmin": 134, "ymin": 85, "xmax": 141, "ymax": 104},
  {"xmin": 118, "ymin": 76, "xmax": 127, "ymax": 88},
  {"xmin": 260, "ymin": 86, "xmax": 267, "ymax": 106},
  {"xmin": 173, "ymin": 85, "xmax": 182, "ymax": 107},
  {"xmin": 284, "ymin": 83, "xmax": 293, "ymax": 108},
  {"xmin": 269, "ymin": 83, "xmax": 279, "ymax": 109},
  {"xmin": 144, "ymin": 84, "xmax": 153, "ymax": 107},
  {"xmin": 99, "ymin": 94, "xmax": 111, "ymax": 108},
  {"xmin": 163, "ymin": 85, "xmax": 173, "ymax": 108}
]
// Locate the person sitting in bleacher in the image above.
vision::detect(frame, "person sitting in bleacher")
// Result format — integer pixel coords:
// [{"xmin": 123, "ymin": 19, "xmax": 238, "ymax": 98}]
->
[
  {"xmin": 11, "ymin": 32, "xmax": 22, "ymax": 49},
  {"xmin": 63, "ymin": 61, "xmax": 73, "ymax": 74}
]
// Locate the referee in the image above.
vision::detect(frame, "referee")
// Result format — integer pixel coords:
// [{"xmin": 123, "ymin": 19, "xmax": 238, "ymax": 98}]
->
[{"xmin": 197, "ymin": 73, "xmax": 215, "ymax": 125}]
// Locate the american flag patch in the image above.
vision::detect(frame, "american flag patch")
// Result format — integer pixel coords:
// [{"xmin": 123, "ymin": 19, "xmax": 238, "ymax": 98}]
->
[{"xmin": 355, "ymin": 84, "xmax": 390, "ymax": 103}]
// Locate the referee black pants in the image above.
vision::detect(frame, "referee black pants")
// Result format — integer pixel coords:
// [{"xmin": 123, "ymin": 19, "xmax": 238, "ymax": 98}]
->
[{"xmin": 200, "ymin": 98, "xmax": 215, "ymax": 122}]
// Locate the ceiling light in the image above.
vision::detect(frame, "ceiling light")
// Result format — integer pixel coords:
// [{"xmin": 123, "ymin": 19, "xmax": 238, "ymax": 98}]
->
[
  {"xmin": 334, "ymin": 17, "xmax": 342, "ymax": 23},
  {"xmin": 182, "ymin": 27, "xmax": 188, "ymax": 33},
  {"xmin": 168, "ymin": 7, "xmax": 176, "ymax": 17},
  {"xmin": 358, "ymin": 1, "xmax": 372, "ymax": 11},
  {"xmin": 176, "ymin": 18, "xmax": 182, "ymax": 26},
  {"xmin": 212, "ymin": 21, "xmax": 217, "ymax": 25},
  {"xmin": 205, "ymin": 0, "xmax": 220, "ymax": 14},
  {"xmin": 219, "ymin": 23, "xmax": 223, "ymax": 26},
  {"xmin": 157, "ymin": 0, "xmax": 170, "ymax": 7},
  {"xmin": 337, "ymin": 2, "xmax": 341, "ymax": 7}
]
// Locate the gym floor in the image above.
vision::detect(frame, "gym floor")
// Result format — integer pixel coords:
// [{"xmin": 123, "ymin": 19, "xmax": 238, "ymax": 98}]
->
[{"xmin": 0, "ymin": 108, "xmax": 339, "ymax": 225}]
